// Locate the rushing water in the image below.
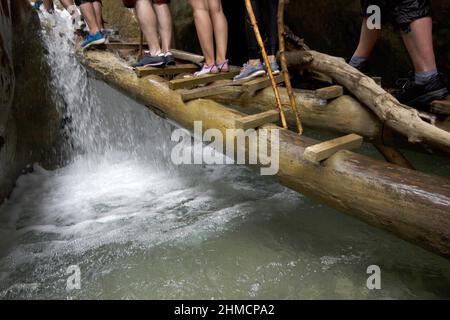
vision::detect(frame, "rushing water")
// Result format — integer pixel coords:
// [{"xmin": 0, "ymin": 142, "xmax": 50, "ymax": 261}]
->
[{"xmin": 0, "ymin": 8, "xmax": 449, "ymax": 300}]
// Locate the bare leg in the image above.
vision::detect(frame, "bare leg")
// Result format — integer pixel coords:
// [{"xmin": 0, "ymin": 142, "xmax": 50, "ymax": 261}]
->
[
  {"xmin": 79, "ymin": 2, "xmax": 100, "ymax": 34},
  {"xmin": 189, "ymin": 0, "xmax": 215, "ymax": 66},
  {"xmin": 92, "ymin": 1, "xmax": 104, "ymax": 30},
  {"xmin": 59, "ymin": 0, "xmax": 74, "ymax": 10},
  {"xmin": 207, "ymin": 0, "xmax": 227, "ymax": 63},
  {"xmin": 401, "ymin": 17, "xmax": 437, "ymax": 72},
  {"xmin": 135, "ymin": 0, "xmax": 162, "ymax": 55},
  {"xmin": 152, "ymin": 3, "xmax": 172, "ymax": 53},
  {"xmin": 43, "ymin": 0, "xmax": 54, "ymax": 11},
  {"xmin": 353, "ymin": 18, "xmax": 381, "ymax": 58}
]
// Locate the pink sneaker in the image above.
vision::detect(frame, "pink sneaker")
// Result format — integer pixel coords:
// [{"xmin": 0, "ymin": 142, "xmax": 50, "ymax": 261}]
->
[
  {"xmin": 194, "ymin": 63, "xmax": 218, "ymax": 76},
  {"xmin": 215, "ymin": 60, "xmax": 230, "ymax": 72}
]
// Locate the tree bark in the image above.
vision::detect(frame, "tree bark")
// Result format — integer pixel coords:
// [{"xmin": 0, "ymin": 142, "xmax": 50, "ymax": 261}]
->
[{"xmin": 285, "ymin": 50, "xmax": 450, "ymax": 154}]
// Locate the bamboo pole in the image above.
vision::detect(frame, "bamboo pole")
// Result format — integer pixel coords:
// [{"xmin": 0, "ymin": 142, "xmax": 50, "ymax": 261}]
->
[
  {"xmin": 277, "ymin": 0, "xmax": 303, "ymax": 134},
  {"xmin": 244, "ymin": 0, "xmax": 288, "ymax": 129}
]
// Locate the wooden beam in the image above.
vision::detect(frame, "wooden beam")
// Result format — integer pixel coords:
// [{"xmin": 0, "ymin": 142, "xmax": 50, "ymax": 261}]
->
[
  {"xmin": 242, "ymin": 74, "xmax": 284, "ymax": 95},
  {"xmin": 171, "ymin": 49, "xmax": 205, "ymax": 65},
  {"xmin": 169, "ymin": 70, "xmax": 240, "ymax": 90},
  {"xmin": 315, "ymin": 85, "xmax": 344, "ymax": 100},
  {"xmin": 135, "ymin": 64, "xmax": 199, "ymax": 78},
  {"xmin": 180, "ymin": 84, "xmax": 243, "ymax": 101},
  {"xmin": 234, "ymin": 110, "xmax": 281, "ymax": 130},
  {"xmin": 304, "ymin": 133, "xmax": 363, "ymax": 162},
  {"xmin": 431, "ymin": 99, "xmax": 450, "ymax": 115}
]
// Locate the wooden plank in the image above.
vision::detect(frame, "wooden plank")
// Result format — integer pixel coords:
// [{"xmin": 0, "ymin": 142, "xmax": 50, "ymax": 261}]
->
[
  {"xmin": 169, "ymin": 70, "xmax": 240, "ymax": 90},
  {"xmin": 304, "ymin": 133, "xmax": 363, "ymax": 162},
  {"xmin": 135, "ymin": 64, "xmax": 199, "ymax": 78},
  {"xmin": 171, "ymin": 49, "xmax": 205, "ymax": 65},
  {"xmin": 180, "ymin": 85, "xmax": 243, "ymax": 101},
  {"xmin": 242, "ymin": 74, "xmax": 284, "ymax": 95},
  {"xmin": 315, "ymin": 85, "xmax": 344, "ymax": 100},
  {"xmin": 431, "ymin": 99, "xmax": 450, "ymax": 115},
  {"xmin": 234, "ymin": 110, "xmax": 281, "ymax": 130}
]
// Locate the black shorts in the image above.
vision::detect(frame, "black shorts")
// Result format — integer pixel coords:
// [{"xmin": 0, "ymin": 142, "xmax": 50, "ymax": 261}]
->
[
  {"xmin": 361, "ymin": 0, "xmax": 431, "ymax": 29},
  {"xmin": 75, "ymin": 0, "xmax": 102, "ymax": 6}
]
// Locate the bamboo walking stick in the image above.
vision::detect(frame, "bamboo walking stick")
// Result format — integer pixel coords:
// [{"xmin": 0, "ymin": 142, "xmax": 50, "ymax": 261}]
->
[
  {"xmin": 278, "ymin": 0, "xmax": 303, "ymax": 134},
  {"xmin": 245, "ymin": 0, "xmax": 288, "ymax": 129}
]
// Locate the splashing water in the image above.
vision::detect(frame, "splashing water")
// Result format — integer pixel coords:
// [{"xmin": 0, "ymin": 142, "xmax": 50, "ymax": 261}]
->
[{"xmin": 0, "ymin": 8, "xmax": 449, "ymax": 300}]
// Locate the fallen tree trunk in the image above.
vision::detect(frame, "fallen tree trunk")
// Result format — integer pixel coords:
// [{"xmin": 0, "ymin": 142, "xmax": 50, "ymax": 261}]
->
[
  {"xmin": 285, "ymin": 50, "xmax": 450, "ymax": 154},
  {"xmin": 79, "ymin": 50, "xmax": 450, "ymax": 259}
]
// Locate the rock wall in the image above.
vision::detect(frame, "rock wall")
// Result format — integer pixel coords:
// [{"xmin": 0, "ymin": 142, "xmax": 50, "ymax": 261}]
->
[{"xmin": 0, "ymin": 0, "xmax": 62, "ymax": 203}]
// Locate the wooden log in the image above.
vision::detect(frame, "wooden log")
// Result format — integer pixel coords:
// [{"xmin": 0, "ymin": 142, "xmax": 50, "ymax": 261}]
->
[
  {"xmin": 135, "ymin": 64, "xmax": 199, "ymax": 78},
  {"xmin": 171, "ymin": 49, "xmax": 205, "ymax": 65},
  {"xmin": 304, "ymin": 134, "xmax": 363, "ymax": 162},
  {"xmin": 315, "ymin": 85, "xmax": 344, "ymax": 100},
  {"xmin": 241, "ymin": 74, "xmax": 284, "ymax": 95},
  {"xmin": 374, "ymin": 143, "xmax": 415, "ymax": 170},
  {"xmin": 431, "ymin": 99, "xmax": 450, "ymax": 115},
  {"xmin": 285, "ymin": 50, "xmax": 450, "ymax": 154},
  {"xmin": 235, "ymin": 110, "xmax": 281, "ymax": 130},
  {"xmin": 169, "ymin": 70, "xmax": 240, "ymax": 90},
  {"xmin": 180, "ymin": 84, "xmax": 242, "ymax": 101},
  {"xmin": 79, "ymin": 50, "xmax": 450, "ymax": 259}
]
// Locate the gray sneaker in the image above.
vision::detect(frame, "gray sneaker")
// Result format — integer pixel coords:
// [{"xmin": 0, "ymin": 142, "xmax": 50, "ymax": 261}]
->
[
  {"xmin": 265, "ymin": 61, "xmax": 281, "ymax": 75},
  {"xmin": 234, "ymin": 62, "xmax": 266, "ymax": 81}
]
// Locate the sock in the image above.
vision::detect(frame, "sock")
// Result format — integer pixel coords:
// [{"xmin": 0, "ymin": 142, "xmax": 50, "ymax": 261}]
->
[
  {"xmin": 415, "ymin": 69, "xmax": 438, "ymax": 85},
  {"xmin": 349, "ymin": 56, "xmax": 369, "ymax": 68}
]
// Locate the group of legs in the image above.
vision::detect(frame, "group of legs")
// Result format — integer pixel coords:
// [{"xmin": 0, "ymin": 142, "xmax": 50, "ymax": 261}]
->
[{"xmin": 34, "ymin": 0, "xmax": 107, "ymax": 48}]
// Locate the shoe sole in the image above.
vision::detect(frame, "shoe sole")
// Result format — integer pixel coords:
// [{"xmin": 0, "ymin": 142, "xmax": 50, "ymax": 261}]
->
[
  {"xmin": 234, "ymin": 70, "xmax": 266, "ymax": 81},
  {"xmin": 82, "ymin": 37, "xmax": 106, "ymax": 50},
  {"xmin": 406, "ymin": 88, "xmax": 449, "ymax": 108}
]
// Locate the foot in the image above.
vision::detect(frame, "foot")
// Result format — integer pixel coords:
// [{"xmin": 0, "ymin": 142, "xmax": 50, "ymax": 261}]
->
[
  {"xmin": 264, "ymin": 61, "xmax": 280, "ymax": 75},
  {"xmin": 132, "ymin": 53, "xmax": 166, "ymax": 68},
  {"xmin": 164, "ymin": 52, "xmax": 176, "ymax": 66},
  {"xmin": 216, "ymin": 60, "xmax": 230, "ymax": 73},
  {"xmin": 348, "ymin": 59, "xmax": 370, "ymax": 75},
  {"xmin": 395, "ymin": 74, "xmax": 449, "ymax": 110},
  {"xmin": 194, "ymin": 63, "xmax": 218, "ymax": 76},
  {"xmin": 32, "ymin": 1, "xmax": 43, "ymax": 10},
  {"xmin": 234, "ymin": 62, "xmax": 265, "ymax": 81},
  {"xmin": 81, "ymin": 31, "xmax": 106, "ymax": 50}
]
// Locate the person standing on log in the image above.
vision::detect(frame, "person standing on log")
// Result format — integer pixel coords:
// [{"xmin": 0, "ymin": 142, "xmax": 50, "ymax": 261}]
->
[
  {"xmin": 234, "ymin": 0, "xmax": 280, "ymax": 81},
  {"xmin": 349, "ymin": 0, "xmax": 448, "ymax": 109},
  {"xmin": 188, "ymin": 0, "xmax": 229, "ymax": 76},
  {"xmin": 122, "ymin": 0, "xmax": 174, "ymax": 68}
]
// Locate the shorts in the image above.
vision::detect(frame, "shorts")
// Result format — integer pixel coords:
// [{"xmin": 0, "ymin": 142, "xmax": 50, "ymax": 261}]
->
[
  {"xmin": 361, "ymin": 0, "xmax": 431, "ymax": 30},
  {"xmin": 122, "ymin": 0, "xmax": 171, "ymax": 9},
  {"xmin": 75, "ymin": 0, "xmax": 102, "ymax": 6}
]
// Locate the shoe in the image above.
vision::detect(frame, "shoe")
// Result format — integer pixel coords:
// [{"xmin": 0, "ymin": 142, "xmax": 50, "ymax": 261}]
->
[
  {"xmin": 216, "ymin": 60, "xmax": 230, "ymax": 72},
  {"xmin": 194, "ymin": 63, "xmax": 218, "ymax": 76},
  {"xmin": 395, "ymin": 73, "xmax": 449, "ymax": 110},
  {"xmin": 32, "ymin": 1, "xmax": 43, "ymax": 10},
  {"xmin": 264, "ymin": 61, "xmax": 280, "ymax": 75},
  {"xmin": 234, "ymin": 62, "xmax": 265, "ymax": 81},
  {"xmin": 81, "ymin": 31, "xmax": 106, "ymax": 50},
  {"xmin": 132, "ymin": 53, "xmax": 166, "ymax": 68},
  {"xmin": 164, "ymin": 52, "xmax": 175, "ymax": 66},
  {"xmin": 348, "ymin": 59, "xmax": 370, "ymax": 75}
]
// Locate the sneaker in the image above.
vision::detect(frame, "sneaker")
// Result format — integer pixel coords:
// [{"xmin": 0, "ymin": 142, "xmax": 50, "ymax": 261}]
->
[
  {"xmin": 32, "ymin": 1, "xmax": 43, "ymax": 10},
  {"xmin": 164, "ymin": 52, "xmax": 175, "ymax": 66},
  {"xmin": 194, "ymin": 63, "xmax": 218, "ymax": 76},
  {"xmin": 234, "ymin": 62, "xmax": 265, "ymax": 81},
  {"xmin": 264, "ymin": 61, "xmax": 280, "ymax": 75},
  {"xmin": 216, "ymin": 60, "xmax": 230, "ymax": 72},
  {"xmin": 132, "ymin": 52, "xmax": 166, "ymax": 68},
  {"xmin": 81, "ymin": 31, "xmax": 106, "ymax": 50},
  {"xmin": 348, "ymin": 59, "xmax": 370, "ymax": 75},
  {"xmin": 395, "ymin": 73, "xmax": 449, "ymax": 110}
]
